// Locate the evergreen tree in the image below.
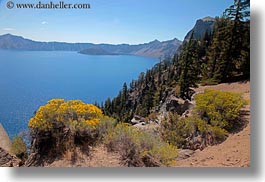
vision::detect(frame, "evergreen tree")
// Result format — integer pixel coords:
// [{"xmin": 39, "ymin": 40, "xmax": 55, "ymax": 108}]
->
[
  {"xmin": 104, "ymin": 97, "xmax": 112, "ymax": 116},
  {"xmin": 179, "ymin": 32, "xmax": 200, "ymax": 99},
  {"xmin": 205, "ymin": 17, "xmax": 231, "ymax": 82},
  {"xmin": 222, "ymin": 0, "xmax": 250, "ymax": 81},
  {"xmin": 121, "ymin": 82, "xmax": 128, "ymax": 105}
]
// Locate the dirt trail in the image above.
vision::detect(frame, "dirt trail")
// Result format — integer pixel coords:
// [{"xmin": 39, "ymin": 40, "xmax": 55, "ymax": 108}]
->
[
  {"xmin": 49, "ymin": 145, "xmax": 123, "ymax": 167},
  {"xmin": 175, "ymin": 81, "xmax": 250, "ymax": 167}
]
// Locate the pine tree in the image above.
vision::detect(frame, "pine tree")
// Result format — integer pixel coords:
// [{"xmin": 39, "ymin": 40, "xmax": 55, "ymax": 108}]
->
[
  {"xmin": 121, "ymin": 82, "xmax": 128, "ymax": 105},
  {"xmin": 205, "ymin": 17, "xmax": 231, "ymax": 83},
  {"xmin": 179, "ymin": 32, "xmax": 200, "ymax": 99},
  {"xmin": 104, "ymin": 97, "xmax": 112, "ymax": 116},
  {"xmin": 222, "ymin": 0, "xmax": 250, "ymax": 81}
]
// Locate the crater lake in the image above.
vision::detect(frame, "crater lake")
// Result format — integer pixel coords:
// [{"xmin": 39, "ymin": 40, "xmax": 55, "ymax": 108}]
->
[{"xmin": 0, "ymin": 50, "xmax": 158, "ymax": 138}]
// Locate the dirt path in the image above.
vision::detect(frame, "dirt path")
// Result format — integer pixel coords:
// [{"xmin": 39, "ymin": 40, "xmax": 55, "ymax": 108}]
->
[
  {"xmin": 48, "ymin": 145, "xmax": 123, "ymax": 167},
  {"xmin": 175, "ymin": 81, "xmax": 250, "ymax": 167},
  {"xmin": 87, "ymin": 145, "xmax": 123, "ymax": 167}
]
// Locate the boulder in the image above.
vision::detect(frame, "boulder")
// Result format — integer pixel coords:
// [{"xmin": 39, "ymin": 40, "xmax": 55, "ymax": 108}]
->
[
  {"xmin": 131, "ymin": 115, "xmax": 145, "ymax": 125},
  {"xmin": 160, "ymin": 95, "xmax": 194, "ymax": 115},
  {"xmin": 177, "ymin": 149, "xmax": 195, "ymax": 161},
  {"xmin": 133, "ymin": 122, "xmax": 146, "ymax": 128}
]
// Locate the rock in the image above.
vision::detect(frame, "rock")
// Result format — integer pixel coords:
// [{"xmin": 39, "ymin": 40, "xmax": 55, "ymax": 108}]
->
[
  {"xmin": 142, "ymin": 154, "xmax": 163, "ymax": 167},
  {"xmin": 0, "ymin": 147, "xmax": 21, "ymax": 167},
  {"xmin": 177, "ymin": 149, "xmax": 195, "ymax": 161},
  {"xmin": 133, "ymin": 123, "xmax": 160, "ymax": 134},
  {"xmin": 160, "ymin": 95, "xmax": 194, "ymax": 115},
  {"xmin": 183, "ymin": 100, "xmax": 194, "ymax": 112},
  {"xmin": 185, "ymin": 132, "xmax": 216, "ymax": 151},
  {"xmin": 133, "ymin": 122, "xmax": 146, "ymax": 129},
  {"xmin": 131, "ymin": 115, "xmax": 145, "ymax": 125},
  {"xmin": 148, "ymin": 119, "xmax": 159, "ymax": 125},
  {"xmin": 166, "ymin": 97, "xmax": 181, "ymax": 112}
]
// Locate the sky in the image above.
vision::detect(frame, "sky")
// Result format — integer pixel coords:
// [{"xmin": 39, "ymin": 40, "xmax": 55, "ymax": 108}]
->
[{"xmin": 0, "ymin": 0, "xmax": 234, "ymax": 44}]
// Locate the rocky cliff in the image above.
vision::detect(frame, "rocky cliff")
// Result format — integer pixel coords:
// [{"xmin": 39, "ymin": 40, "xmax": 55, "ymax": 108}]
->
[{"xmin": 184, "ymin": 16, "xmax": 215, "ymax": 41}]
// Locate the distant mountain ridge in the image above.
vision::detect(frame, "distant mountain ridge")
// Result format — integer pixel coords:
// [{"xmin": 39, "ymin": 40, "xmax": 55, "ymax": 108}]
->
[
  {"xmin": 0, "ymin": 17, "xmax": 215, "ymax": 59},
  {"xmin": 0, "ymin": 34, "xmax": 182, "ymax": 59},
  {"xmin": 0, "ymin": 34, "xmax": 93, "ymax": 51}
]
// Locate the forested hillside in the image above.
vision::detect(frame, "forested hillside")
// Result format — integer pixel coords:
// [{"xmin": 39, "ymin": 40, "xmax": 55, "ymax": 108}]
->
[{"xmin": 102, "ymin": 0, "xmax": 250, "ymax": 122}]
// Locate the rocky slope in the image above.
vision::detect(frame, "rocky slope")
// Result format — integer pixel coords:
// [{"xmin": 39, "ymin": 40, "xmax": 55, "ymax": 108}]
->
[
  {"xmin": 0, "ymin": 147, "xmax": 21, "ymax": 167},
  {"xmin": 0, "ymin": 123, "xmax": 22, "ymax": 167},
  {"xmin": 0, "ymin": 123, "xmax": 11, "ymax": 152}
]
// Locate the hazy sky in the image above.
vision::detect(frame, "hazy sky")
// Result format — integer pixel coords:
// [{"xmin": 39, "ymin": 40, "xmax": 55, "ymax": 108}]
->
[{"xmin": 0, "ymin": 0, "xmax": 233, "ymax": 44}]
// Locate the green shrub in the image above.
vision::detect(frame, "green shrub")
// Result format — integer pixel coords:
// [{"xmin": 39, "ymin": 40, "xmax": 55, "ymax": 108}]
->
[
  {"xmin": 11, "ymin": 136, "xmax": 27, "ymax": 159},
  {"xmin": 96, "ymin": 116, "xmax": 117, "ymax": 140},
  {"xmin": 160, "ymin": 112, "xmax": 233, "ymax": 149},
  {"xmin": 186, "ymin": 116, "xmax": 228, "ymax": 142},
  {"xmin": 160, "ymin": 113, "xmax": 192, "ymax": 148},
  {"xmin": 195, "ymin": 89, "xmax": 246, "ymax": 131},
  {"xmin": 148, "ymin": 142, "xmax": 179, "ymax": 166},
  {"xmin": 209, "ymin": 126, "xmax": 228, "ymax": 141},
  {"xmin": 104, "ymin": 123, "xmax": 178, "ymax": 167}
]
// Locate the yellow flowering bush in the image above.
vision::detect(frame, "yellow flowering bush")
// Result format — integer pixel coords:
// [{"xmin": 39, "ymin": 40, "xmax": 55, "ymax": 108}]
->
[
  {"xmin": 195, "ymin": 89, "xmax": 246, "ymax": 131},
  {"xmin": 28, "ymin": 99, "xmax": 103, "ymax": 131},
  {"xmin": 27, "ymin": 99, "xmax": 119, "ymax": 164}
]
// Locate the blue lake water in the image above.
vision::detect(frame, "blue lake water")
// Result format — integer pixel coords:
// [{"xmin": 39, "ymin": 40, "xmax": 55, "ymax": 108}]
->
[{"xmin": 0, "ymin": 50, "xmax": 158, "ymax": 138}]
